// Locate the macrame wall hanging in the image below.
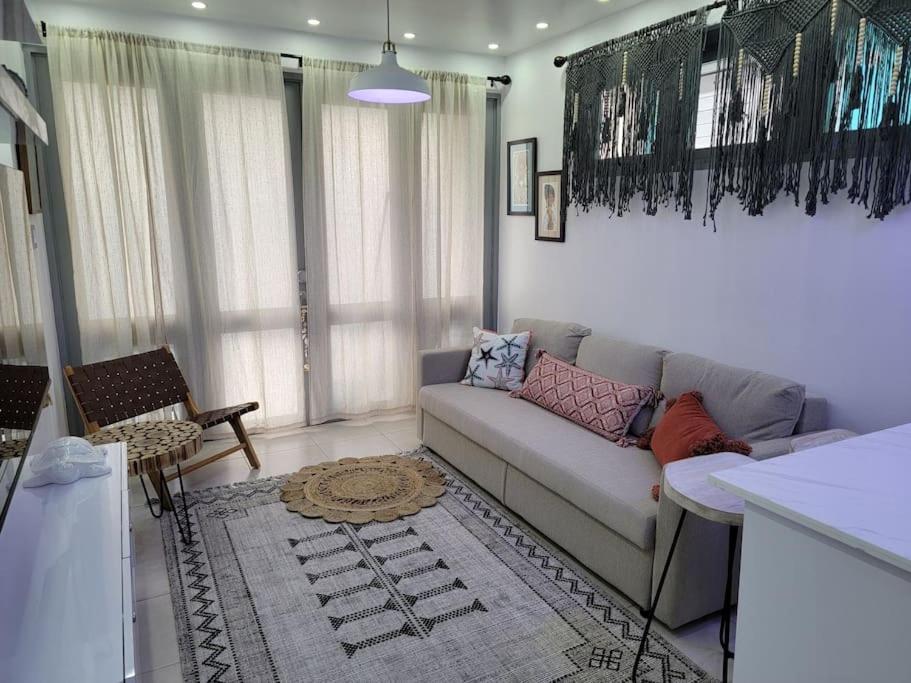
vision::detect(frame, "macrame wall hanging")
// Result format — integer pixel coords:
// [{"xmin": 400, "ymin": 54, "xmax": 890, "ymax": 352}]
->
[
  {"xmin": 707, "ymin": 0, "xmax": 911, "ymax": 222},
  {"xmin": 562, "ymin": 8, "xmax": 709, "ymax": 221}
]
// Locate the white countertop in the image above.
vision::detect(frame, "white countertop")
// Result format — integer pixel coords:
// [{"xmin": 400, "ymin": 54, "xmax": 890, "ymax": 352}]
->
[
  {"xmin": 711, "ymin": 423, "xmax": 911, "ymax": 575},
  {"xmin": 0, "ymin": 443, "xmax": 129, "ymax": 683}
]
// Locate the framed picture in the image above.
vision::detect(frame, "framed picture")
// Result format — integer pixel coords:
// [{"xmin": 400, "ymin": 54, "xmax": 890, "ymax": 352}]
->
[
  {"xmin": 535, "ymin": 170, "xmax": 564, "ymax": 242},
  {"xmin": 507, "ymin": 138, "xmax": 536, "ymax": 215}
]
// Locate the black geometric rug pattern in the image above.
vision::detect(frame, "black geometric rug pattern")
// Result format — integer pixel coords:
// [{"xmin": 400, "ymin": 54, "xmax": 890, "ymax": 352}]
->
[{"xmin": 162, "ymin": 447, "xmax": 716, "ymax": 682}]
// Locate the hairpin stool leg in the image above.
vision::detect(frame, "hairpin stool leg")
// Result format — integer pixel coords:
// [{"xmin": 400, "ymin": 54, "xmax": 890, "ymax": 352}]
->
[
  {"xmin": 632, "ymin": 508, "xmax": 687, "ymax": 682},
  {"xmin": 719, "ymin": 525, "xmax": 738, "ymax": 683},
  {"xmin": 175, "ymin": 462, "xmax": 193, "ymax": 545},
  {"xmin": 139, "ymin": 475, "xmax": 164, "ymax": 519},
  {"xmin": 157, "ymin": 467, "xmax": 192, "ymax": 544}
]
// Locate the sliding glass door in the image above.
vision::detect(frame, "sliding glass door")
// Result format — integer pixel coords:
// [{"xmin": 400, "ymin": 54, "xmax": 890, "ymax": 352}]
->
[{"xmin": 284, "ymin": 71, "xmax": 499, "ymax": 425}]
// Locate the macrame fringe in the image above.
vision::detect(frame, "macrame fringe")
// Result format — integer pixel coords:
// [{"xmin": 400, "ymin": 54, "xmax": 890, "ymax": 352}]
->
[
  {"xmin": 562, "ymin": 8, "xmax": 709, "ymax": 221},
  {"xmin": 706, "ymin": 0, "xmax": 911, "ymax": 224}
]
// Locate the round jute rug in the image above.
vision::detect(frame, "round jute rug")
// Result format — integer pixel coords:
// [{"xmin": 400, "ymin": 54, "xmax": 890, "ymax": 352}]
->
[{"xmin": 280, "ymin": 455, "xmax": 446, "ymax": 524}]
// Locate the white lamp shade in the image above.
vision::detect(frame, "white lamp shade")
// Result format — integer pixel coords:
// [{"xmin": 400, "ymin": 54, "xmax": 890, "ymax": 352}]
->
[{"xmin": 348, "ymin": 50, "xmax": 431, "ymax": 104}]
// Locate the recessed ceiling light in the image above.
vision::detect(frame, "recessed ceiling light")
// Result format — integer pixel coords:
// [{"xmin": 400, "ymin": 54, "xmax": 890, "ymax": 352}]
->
[
  {"xmin": 488, "ymin": 43, "xmax": 499, "ymax": 50},
  {"xmin": 191, "ymin": 1, "xmax": 206, "ymax": 8},
  {"xmin": 403, "ymin": 32, "xmax": 415, "ymax": 39},
  {"xmin": 307, "ymin": 18, "xmax": 321, "ymax": 26},
  {"xmin": 536, "ymin": 22, "xmax": 549, "ymax": 29}
]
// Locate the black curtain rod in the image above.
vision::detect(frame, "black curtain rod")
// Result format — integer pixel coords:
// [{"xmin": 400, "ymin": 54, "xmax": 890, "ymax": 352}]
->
[
  {"xmin": 274, "ymin": 53, "xmax": 513, "ymax": 87},
  {"xmin": 553, "ymin": 0, "xmax": 727, "ymax": 67}
]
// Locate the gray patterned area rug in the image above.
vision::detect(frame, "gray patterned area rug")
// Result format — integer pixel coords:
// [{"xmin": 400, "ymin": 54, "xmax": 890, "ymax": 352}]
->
[{"xmin": 162, "ymin": 447, "xmax": 716, "ymax": 682}]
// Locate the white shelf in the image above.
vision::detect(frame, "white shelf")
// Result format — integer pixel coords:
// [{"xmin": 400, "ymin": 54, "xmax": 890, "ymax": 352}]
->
[{"xmin": 0, "ymin": 442, "xmax": 136, "ymax": 682}]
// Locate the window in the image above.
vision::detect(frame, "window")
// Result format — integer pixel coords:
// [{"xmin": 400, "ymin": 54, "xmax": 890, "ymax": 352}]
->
[
  {"xmin": 320, "ymin": 104, "xmax": 393, "ymax": 310},
  {"xmin": 59, "ymin": 82, "xmax": 175, "ymax": 328},
  {"xmin": 202, "ymin": 91, "xmax": 303, "ymax": 421},
  {"xmin": 421, "ymin": 110, "xmax": 483, "ymax": 323},
  {"xmin": 695, "ymin": 64, "xmax": 718, "ymax": 149}
]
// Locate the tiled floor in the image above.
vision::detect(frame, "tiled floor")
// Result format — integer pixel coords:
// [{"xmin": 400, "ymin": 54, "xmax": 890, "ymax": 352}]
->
[{"xmin": 131, "ymin": 415, "xmax": 733, "ymax": 682}]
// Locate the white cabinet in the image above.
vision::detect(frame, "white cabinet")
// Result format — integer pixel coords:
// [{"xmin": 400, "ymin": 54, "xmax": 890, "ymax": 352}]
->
[
  {"xmin": 713, "ymin": 425, "xmax": 911, "ymax": 683},
  {"xmin": 0, "ymin": 443, "xmax": 137, "ymax": 682}
]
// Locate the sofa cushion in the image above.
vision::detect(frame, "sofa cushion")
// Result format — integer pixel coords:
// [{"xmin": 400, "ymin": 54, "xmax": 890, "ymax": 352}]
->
[
  {"xmin": 511, "ymin": 318, "xmax": 591, "ymax": 375},
  {"xmin": 659, "ymin": 353, "xmax": 806, "ymax": 442},
  {"xmin": 575, "ymin": 335, "xmax": 667, "ymax": 436},
  {"xmin": 420, "ymin": 382, "xmax": 660, "ymax": 550}
]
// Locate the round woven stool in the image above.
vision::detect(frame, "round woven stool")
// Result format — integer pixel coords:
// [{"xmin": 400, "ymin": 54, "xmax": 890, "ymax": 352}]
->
[
  {"xmin": 86, "ymin": 420, "xmax": 203, "ymax": 543},
  {"xmin": 0, "ymin": 439, "xmax": 28, "ymax": 459}
]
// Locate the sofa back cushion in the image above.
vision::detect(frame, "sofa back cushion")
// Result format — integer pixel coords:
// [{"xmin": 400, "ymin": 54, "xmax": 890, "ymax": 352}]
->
[
  {"xmin": 575, "ymin": 335, "xmax": 667, "ymax": 436},
  {"xmin": 511, "ymin": 318, "xmax": 591, "ymax": 375},
  {"xmin": 658, "ymin": 352, "xmax": 806, "ymax": 442}
]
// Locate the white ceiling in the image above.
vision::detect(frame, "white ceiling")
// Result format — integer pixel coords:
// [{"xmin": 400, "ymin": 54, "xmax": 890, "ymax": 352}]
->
[{"xmin": 60, "ymin": 0, "xmax": 643, "ymax": 56}]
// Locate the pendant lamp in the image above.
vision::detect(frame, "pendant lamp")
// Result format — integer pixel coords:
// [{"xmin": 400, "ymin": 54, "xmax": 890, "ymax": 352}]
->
[{"xmin": 348, "ymin": 0, "xmax": 430, "ymax": 104}]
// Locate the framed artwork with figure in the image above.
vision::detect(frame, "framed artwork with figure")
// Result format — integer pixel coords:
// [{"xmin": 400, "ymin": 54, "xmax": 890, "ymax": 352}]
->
[
  {"xmin": 535, "ymin": 170, "xmax": 564, "ymax": 242},
  {"xmin": 507, "ymin": 138, "xmax": 536, "ymax": 215}
]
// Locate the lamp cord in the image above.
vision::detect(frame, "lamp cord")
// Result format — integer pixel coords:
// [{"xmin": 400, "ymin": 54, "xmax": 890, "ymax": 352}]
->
[{"xmin": 386, "ymin": 0, "xmax": 391, "ymax": 44}]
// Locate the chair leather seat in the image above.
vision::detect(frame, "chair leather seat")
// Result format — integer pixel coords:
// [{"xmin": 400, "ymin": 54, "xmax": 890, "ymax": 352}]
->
[{"xmin": 190, "ymin": 402, "xmax": 259, "ymax": 429}]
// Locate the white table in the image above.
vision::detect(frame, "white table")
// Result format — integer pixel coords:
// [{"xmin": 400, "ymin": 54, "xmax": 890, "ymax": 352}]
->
[
  {"xmin": 0, "ymin": 443, "xmax": 136, "ymax": 683},
  {"xmin": 712, "ymin": 424, "xmax": 911, "ymax": 683}
]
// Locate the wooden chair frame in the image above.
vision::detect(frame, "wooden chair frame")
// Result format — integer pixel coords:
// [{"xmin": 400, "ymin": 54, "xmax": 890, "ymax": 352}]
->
[{"xmin": 64, "ymin": 346, "xmax": 261, "ymax": 494}]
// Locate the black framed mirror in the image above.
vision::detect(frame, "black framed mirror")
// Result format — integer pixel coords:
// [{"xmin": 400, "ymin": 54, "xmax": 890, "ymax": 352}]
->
[{"xmin": 0, "ymin": 364, "xmax": 49, "ymax": 532}]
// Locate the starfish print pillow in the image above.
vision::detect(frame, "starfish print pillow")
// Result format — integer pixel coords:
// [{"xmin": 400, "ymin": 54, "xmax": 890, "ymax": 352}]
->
[{"xmin": 460, "ymin": 327, "xmax": 531, "ymax": 391}]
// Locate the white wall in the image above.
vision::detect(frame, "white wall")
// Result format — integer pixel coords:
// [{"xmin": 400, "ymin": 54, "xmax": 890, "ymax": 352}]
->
[
  {"xmin": 27, "ymin": 1, "xmax": 505, "ymax": 76},
  {"xmin": 499, "ymin": 1, "xmax": 911, "ymax": 435}
]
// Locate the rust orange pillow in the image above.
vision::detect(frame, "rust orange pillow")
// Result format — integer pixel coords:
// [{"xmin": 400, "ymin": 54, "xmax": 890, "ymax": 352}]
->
[{"xmin": 639, "ymin": 391, "xmax": 752, "ymax": 501}]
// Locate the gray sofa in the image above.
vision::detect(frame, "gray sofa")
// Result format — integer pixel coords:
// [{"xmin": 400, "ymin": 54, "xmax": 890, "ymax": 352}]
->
[{"xmin": 417, "ymin": 319, "xmax": 829, "ymax": 629}]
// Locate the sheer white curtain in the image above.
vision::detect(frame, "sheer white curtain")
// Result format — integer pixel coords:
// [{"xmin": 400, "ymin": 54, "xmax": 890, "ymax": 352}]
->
[
  {"xmin": 301, "ymin": 59, "xmax": 486, "ymax": 422},
  {"xmin": 0, "ymin": 167, "xmax": 43, "ymax": 364},
  {"xmin": 48, "ymin": 27, "xmax": 305, "ymax": 430}
]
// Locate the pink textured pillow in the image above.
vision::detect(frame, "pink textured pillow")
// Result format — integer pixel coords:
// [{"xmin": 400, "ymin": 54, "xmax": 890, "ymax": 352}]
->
[{"xmin": 512, "ymin": 351, "xmax": 660, "ymax": 446}]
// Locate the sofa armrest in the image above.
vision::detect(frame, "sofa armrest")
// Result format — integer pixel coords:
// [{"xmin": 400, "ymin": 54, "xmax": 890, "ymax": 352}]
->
[
  {"xmin": 795, "ymin": 395, "xmax": 828, "ymax": 434},
  {"xmin": 416, "ymin": 347, "xmax": 471, "ymax": 440},
  {"xmin": 790, "ymin": 428, "xmax": 858, "ymax": 453},
  {"xmin": 418, "ymin": 348, "xmax": 471, "ymax": 388},
  {"xmin": 747, "ymin": 436, "xmax": 794, "ymax": 461},
  {"xmin": 749, "ymin": 428, "xmax": 858, "ymax": 461}
]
